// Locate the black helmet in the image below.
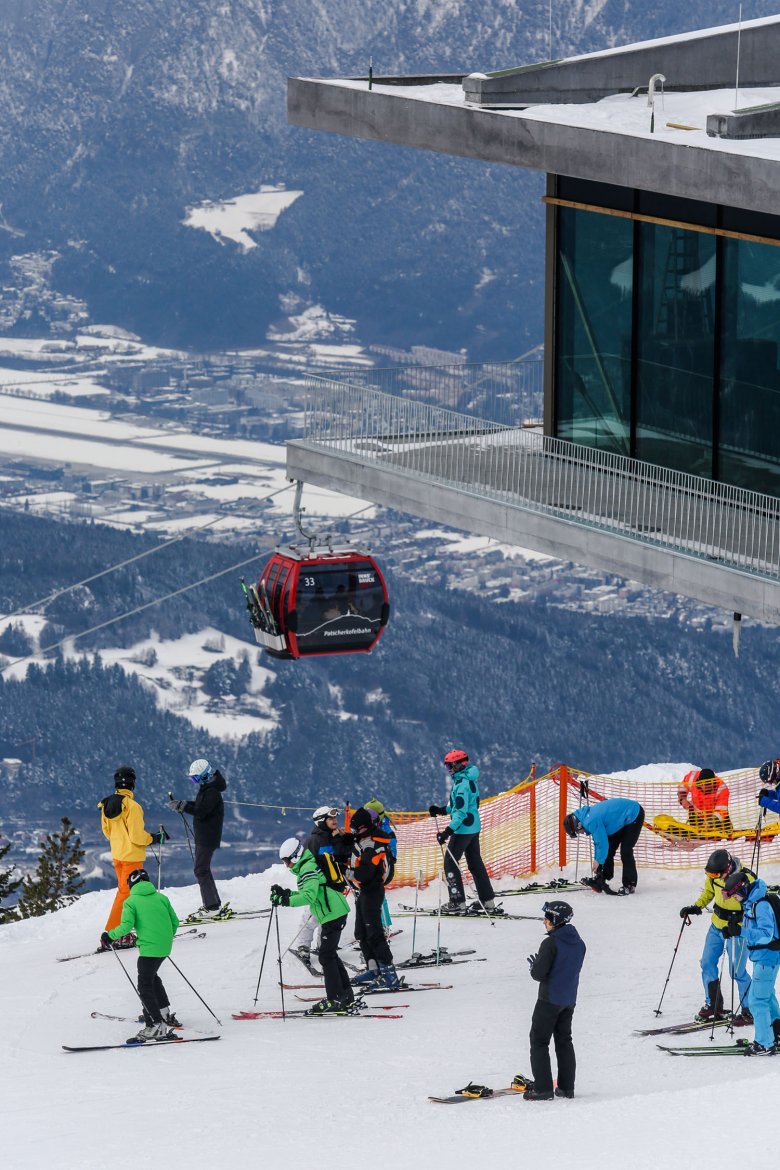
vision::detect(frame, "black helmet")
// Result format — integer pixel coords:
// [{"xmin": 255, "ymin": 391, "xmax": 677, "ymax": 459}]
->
[
  {"xmin": 542, "ymin": 900, "xmax": 574, "ymax": 928},
  {"xmin": 563, "ymin": 813, "xmax": 581, "ymax": 840},
  {"xmin": 350, "ymin": 808, "xmax": 376, "ymax": 837},
  {"xmin": 705, "ymin": 849, "xmax": 737, "ymax": 878},
  {"xmin": 114, "ymin": 765, "xmax": 136, "ymax": 790},
  {"xmin": 127, "ymin": 868, "xmax": 150, "ymax": 888},
  {"xmin": 723, "ymin": 870, "xmax": 751, "ymax": 902},
  {"xmin": 759, "ymin": 760, "xmax": 780, "ymax": 786}
]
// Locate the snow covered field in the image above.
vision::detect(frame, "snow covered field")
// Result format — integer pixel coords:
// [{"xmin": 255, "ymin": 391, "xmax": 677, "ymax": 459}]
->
[{"xmin": 5, "ymin": 862, "xmax": 780, "ymax": 1170}]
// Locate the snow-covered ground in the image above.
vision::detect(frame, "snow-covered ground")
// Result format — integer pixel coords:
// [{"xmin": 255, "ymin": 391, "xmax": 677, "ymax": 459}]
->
[{"xmin": 5, "ymin": 862, "xmax": 780, "ymax": 1169}]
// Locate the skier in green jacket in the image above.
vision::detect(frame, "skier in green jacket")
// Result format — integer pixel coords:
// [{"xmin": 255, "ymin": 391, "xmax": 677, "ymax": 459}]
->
[
  {"xmin": 271, "ymin": 838, "xmax": 355, "ymax": 1014},
  {"xmin": 101, "ymin": 867, "xmax": 181, "ymax": 1043}
]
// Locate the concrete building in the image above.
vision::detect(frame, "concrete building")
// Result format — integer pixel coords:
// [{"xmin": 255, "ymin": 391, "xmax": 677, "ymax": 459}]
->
[{"xmin": 286, "ymin": 17, "xmax": 780, "ymax": 625}]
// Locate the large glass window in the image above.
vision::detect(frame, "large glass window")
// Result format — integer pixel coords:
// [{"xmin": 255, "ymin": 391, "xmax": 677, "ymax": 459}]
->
[
  {"xmin": 635, "ymin": 224, "xmax": 716, "ymax": 477},
  {"xmin": 555, "ymin": 207, "xmax": 632, "ymax": 454},
  {"xmin": 719, "ymin": 238, "xmax": 780, "ymax": 494}
]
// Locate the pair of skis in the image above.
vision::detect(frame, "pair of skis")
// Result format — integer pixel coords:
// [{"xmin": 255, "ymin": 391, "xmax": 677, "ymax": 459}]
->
[
  {"xmin": 233, "ymin": 1007, "xmax": 403, "ymax": 1021},
  {"xmin": 65, "ymin": 1012, "xmax": 219, "ymax": 1052},
  {"xmin": 396, "ymin": 904, "xmax": 539, "ymax": 922},
  {"xmin": 657, "ymin": 1039, "xmax": 763, "ymax": 1057},
  {"xmin": 635, "ymin": 1015, "xmax": 740, "ymax": 1038}
]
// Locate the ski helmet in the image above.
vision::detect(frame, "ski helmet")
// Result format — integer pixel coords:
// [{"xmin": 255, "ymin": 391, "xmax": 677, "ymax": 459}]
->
[
  {"xmin": 563, "ymin": 812, "xmax": 581, "ymax": 840},
  {"xmin": 312, "ymin": 805, "xmax": 339, "ymax": 827},
  {"xmin": 279, "ymin": 837, "xmax": 304, "ymax": 864},
  {"xmin": 704, "ymin": 849, "xmax": 737, "ymax": 878},
  {"xmin": 542, "ymin": 900, "xmax": 574, "ymax": 928},
  {"xmin": 127, "ymin": 867, "xmax": 150, "ymax": 888},
  {"xmin": 365, "ymin": 798, "xmax": 385, "ymax": 818},
  {"xmin": 723, "ymin": 870, "xmax": 751, "ymax": 902},
  {"xmin": 759, "ymin": 760, "xmax": 780, "ymax": 786},
  {"xmin": 114, "ymin": 765, "xmax": 136, "ymax": 790},
  {"xmin": 443, "ymin": 749, "xmax": 469, "ymax": 770},
  {"xmin": 189, "ymin": 759, "xmax": 212, "ymax": 785}
]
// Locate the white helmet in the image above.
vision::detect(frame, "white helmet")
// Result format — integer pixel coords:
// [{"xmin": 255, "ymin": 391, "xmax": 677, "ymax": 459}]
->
[
  {"xmin": 279, "ymin": 837, "xmax": 304, "ymax": 864},
  {"xmin": 312, "ymin": 805, "xmax": 339, "ymax": 825},
  {"xmin": 189, "ymin": 759, "xmax": 212, "ymax": 784}
]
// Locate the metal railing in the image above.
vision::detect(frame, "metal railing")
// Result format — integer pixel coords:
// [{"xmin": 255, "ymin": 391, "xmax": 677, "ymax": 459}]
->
[
  {"xmin": 328, "ymin": 357, "xmax": 544, "ymax": 428},
  {"xmin": 301, "ymin": 372, "xmax": 780, "ymax": 581}
]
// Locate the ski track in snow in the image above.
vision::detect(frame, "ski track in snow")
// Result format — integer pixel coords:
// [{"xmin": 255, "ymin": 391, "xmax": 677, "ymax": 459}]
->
[{"xmin": 4, "ymin": 863, "xmax": 780, "ymax": 1168}]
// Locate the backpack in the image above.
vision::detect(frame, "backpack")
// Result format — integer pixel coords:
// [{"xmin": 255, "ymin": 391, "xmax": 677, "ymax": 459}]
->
[
  {"xmin": 316, "ymin": 846, "xmax": 349, "ymax": 894},
  {"xmin": 753, "ymin": 892, "xmax": 780, "ymax": 951}
]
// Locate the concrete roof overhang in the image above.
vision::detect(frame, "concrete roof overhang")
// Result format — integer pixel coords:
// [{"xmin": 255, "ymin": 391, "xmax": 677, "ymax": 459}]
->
[{"xmin": 288, "ymin": 16, "xmax": 780, "ymax": 216}]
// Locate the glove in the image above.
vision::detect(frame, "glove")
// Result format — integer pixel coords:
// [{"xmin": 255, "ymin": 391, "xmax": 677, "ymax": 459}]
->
[
  {"xmin": 100, "ymin": 931, "xmax": 112, "ymax": 948},
  {"xmin": 155, "ymin": 826, "xmax": 170, "ymax": 843},
  {"xmin": 429, "ymin": 805, "xmax": 446, "ymax": 818},
  {"xmin": 759, "ymin": 788, "xmax": 771, "ymax": 800},
  {"xmin": 436, "ymin": 828, "xmax": 452, "ymax": 845},
  {"xmin": 270, "ymin": 885, "xmax": 291, "ymax": 907},
  {"xmin": 725, "ymin": 919, "xmax": 741, "ymax": 938},
  {"xmin": 526, "ymin": 953, "xmax": 537, "ymax": 969},
  {"xmin": 168, "ymin": 799, "xmax": 187, "ymax": 813},
  {"xmin": 680, "ymin": 905, "xmax": 702, "ymax": 918}
]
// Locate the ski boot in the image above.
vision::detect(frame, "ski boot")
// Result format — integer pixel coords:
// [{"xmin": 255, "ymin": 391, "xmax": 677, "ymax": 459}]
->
[
  {"xmin": 694, "ymin": 1004, "xmax": 724, "ymax": 1022},
  {"xmin": 162, "ymin": 1008, "xmax": 181, "ymax": 1028},
  {"xmin": 732, "ymin": 1007, "xmax": 754, "ymax": 1027},
  {"xmin": 440, "ymin": 901, "xmax": 467, "ymax": 915},
  {"xmin": 208, "ymin": 903, "xmax": 233, "ymax": 921},
  {"xmin": 305, "ymin": 999, "xmax": 343, "ymax": 1016},
  {"xmin": 351, "ymin": 962, "xmax": 380, "ymax": 986},
  {"xmin": 743, "ymin": 1040, "xmax": 776, "ymax": 1056},
  {"xmin": 555, "ymin": 1087, "xmax": 575, "ymax": 1099},
  {"xmin": 482, "ymin": 900, "xmax": 505, "ymax": 915},
  {"xmin": 617, "ymin": 884, "xmax": 636, "ymax": 895},
  {"xmin": 378, "ymin": 962, "xmax": 401, "ymax": 991},
  {"xmin": 523, "ymin": 1086, "xmax": 555, "ymax": 1101},
  {"xmin": 183, "ymin": 906, "xmax": 211, "ymax": 924},
  {"xmin": 128, "ymin": 1022, "xmax": 176, "ymax": 1044}
]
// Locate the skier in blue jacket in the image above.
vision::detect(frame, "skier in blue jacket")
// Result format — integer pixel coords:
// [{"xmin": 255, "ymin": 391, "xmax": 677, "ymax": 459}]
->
[
  {"xmin": 429, "ymin": 749, "xmax": 497, "ymax": 914},
  {"xmin": 722, "ymin": 871, "xmax": 780, "ymax": 1055},
  {"xmin": 563, "ymin": 797, "xmax": 644, "ymax": 894}
]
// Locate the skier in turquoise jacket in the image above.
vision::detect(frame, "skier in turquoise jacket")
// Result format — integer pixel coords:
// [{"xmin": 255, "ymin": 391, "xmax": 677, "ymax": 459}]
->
[
  {"xmin": 723, "ymin": 871, "xmax": 780, "ymax": 1054},
  {"xmin": 563, "ymin": 797, "xmax": 644, "ymax": 894},
  {"xmin": 428, "ymin": 748, "xmax": 498, "ymax": 914}
]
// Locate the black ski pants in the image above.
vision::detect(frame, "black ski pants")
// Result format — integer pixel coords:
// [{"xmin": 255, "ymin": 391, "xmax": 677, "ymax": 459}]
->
[
  {"xmin": 444, "ymin": 832, "xmax": 494, "ymax": 904},
  {"xmin": 529, "ymin": 1000, "xmax": 576, "ymax": 1095},
  {"xmin": 318, "ymin": 915, "xmax": 352, "ymax": 1004},
  {"xmin": 354, "ymin": 886, "xmax": 393, "ymax": 967},
  {"xmin": 137, "ymin": 956, "xmax": 170, "ymax": 1025},
  {"xmin": 601, "ymin": 808, "xmax": 645, "ymax": 887},
  {"xmin": 194, "ymin": 844, "xmax": 220, "ymax": 911}
]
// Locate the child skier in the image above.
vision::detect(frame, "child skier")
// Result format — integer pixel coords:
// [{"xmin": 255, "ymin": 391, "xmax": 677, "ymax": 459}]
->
[
  {"xmin": 721, "ymin": 870, "xmax": 780, "ymax": 1055},
  {"xmin": 348, "ymin": 807, "xmax": 400, "ymax": 990},
  {"xmin": 101, "ymin": 867, "xmax": 181, "ymax": 1043}
]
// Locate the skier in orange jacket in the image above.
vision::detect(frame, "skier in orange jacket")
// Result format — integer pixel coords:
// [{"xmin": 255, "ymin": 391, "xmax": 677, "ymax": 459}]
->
[
  {"xmin": 97, "ymin": 765, "xmax": 155, "ymax": 948},
  {"xmin": 677, "ymin": 768, "xmax": 733, "ymax": 835}
]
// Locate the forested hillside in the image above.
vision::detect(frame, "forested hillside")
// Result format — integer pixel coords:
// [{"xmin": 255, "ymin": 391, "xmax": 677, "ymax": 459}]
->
[{"xmin": 1, "ymin": 509, "xmax": 778, "ymax": 828}]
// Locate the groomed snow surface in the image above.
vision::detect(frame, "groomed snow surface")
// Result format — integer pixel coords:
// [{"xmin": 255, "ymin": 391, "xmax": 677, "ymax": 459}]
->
[{"xmin": 5, "ymin": 863, "xmax": 780, "ymax": 1168}]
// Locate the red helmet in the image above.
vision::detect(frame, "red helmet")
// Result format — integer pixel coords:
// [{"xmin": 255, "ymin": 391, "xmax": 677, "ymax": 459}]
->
[{"xmin": 444, "ymin": 749, "xmax": 469, "ymax": 770}]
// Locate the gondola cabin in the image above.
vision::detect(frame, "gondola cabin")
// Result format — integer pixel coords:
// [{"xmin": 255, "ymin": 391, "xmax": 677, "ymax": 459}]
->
[{"xmin": 245, "ymin": 548, "xmax": 390, "ymax": 659}]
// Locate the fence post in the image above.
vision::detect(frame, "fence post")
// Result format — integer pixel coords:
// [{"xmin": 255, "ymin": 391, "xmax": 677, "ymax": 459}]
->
[
  {"xmin": 558, "ymin": 765, "xmax": 570, "ymax": 869},
  {"xmin": 529, "ymin": 781, "xmax": 537, "ymax": 875}
]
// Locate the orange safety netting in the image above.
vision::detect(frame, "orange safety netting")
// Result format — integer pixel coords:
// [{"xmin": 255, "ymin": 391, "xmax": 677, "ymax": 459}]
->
[{"xmin": 384, "ymin": 764, "xmax": 779, "ymax": 887}]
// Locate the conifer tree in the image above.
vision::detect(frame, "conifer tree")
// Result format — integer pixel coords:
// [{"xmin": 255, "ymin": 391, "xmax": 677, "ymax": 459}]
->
[
  {"xmin": 0, "ymin": 841, "xmax": 21, "ymax": 923},
  {"xmin": 16, "ymin": 817, "xmax": 85, "ymax": 918}
]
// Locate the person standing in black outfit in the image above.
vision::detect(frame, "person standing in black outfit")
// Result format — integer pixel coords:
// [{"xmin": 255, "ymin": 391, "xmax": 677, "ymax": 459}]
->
[
  {"xmin": 168, "ymin": 758, "xmax": 227, "ymax": 918},
  {"xmin": 522, "ymin": 900, "xmax": 586, "ymax": 1102},
  {"xmin": 349, "ymin": 808, "xmax": 400, "ymax": 990}
]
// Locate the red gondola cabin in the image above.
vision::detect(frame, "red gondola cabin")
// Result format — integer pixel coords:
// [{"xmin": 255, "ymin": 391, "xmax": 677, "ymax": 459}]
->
[{"xmin": 245, "ymin": 548, "xmax": 390, "ymax": 659}]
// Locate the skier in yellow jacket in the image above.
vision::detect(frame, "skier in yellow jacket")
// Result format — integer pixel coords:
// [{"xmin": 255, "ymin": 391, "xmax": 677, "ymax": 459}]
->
[{"xmin": 98, "ymin": 765, "xmax": 155, "ymax": 947}]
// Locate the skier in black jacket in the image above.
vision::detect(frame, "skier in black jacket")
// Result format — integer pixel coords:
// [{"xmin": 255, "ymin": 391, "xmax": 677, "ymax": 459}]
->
[
  {"xmin": 169, "ymin": 759, "xmax": 227, "ymax": 918},
  {"xmin": 522, "ymin": 900, "xmax": 586, "ymax": 1102}
]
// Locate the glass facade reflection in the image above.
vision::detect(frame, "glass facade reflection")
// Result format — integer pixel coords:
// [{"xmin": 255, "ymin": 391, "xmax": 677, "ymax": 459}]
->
[
  {"xmin": 552, "ymin": 178, "xmax": 780, "ymax": 495},
  {"xmin": 555, "ymin": 207, "xmax": 632, "ymax": 454}
]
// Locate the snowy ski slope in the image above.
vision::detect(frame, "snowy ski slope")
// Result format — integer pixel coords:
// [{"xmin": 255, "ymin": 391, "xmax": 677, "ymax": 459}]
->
[{"xmin": 3, "ymin": 862, "xmax": 780, "ymax": 1169}]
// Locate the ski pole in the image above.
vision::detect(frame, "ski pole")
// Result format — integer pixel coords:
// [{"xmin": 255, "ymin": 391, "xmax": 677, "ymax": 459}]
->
[
  {"xmin": 708, "ymin": 949, "xmax": 726, "ymax": 1042},
  {"xmin": 574, "ymin": 778, "xmax": 589, "ymax": 882},
  {"xmin": 169, "ymin": 791, "xmax": 195, "ymax": 864},
  {"xmin": 750, "ymin": 806, "xmax": 765, "ymax": 874},
  {"xmin": 157, "ymin": 825, "xmax": 164, "ymax": 888},
  {"xmin": 275, "ymin": 906, "xmax": 286, "ymax": 1020},
  {"xmin": 435, "ymin": 871, "xmax": 442, "ymax": 967},
  {"xmin": 411, "ymin": 868, "xmax": 422, "ymax": 957},
  {"xmin": 254, "ymin": 903, "xmax": 277, "ymax": 1004},
  {"xmin": 653, "ymin": 916, "xmax": 691, "ymax": 1016},
  {"xmin": 166, "ymin": 953, "xmax": 222, "ymax": 1027}
]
